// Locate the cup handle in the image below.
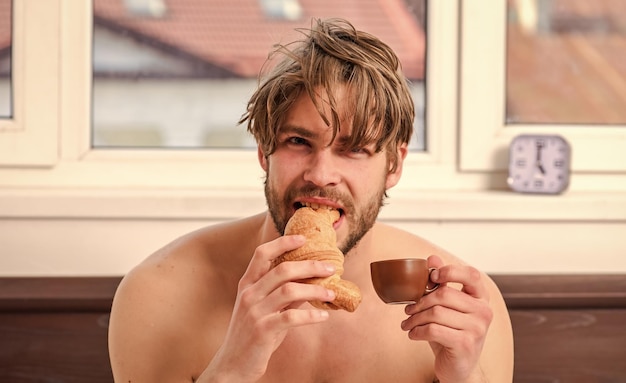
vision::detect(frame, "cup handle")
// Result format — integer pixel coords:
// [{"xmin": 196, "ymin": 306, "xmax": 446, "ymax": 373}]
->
[{"xmin": 425, "ymin": 268, "xmax": 440, "ymax": 294}]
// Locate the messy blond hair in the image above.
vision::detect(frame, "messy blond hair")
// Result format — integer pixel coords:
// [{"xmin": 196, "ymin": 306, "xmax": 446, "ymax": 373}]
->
[{"xmin": 239, "ymin": 18, "xmax": 414, "ymax": 173}]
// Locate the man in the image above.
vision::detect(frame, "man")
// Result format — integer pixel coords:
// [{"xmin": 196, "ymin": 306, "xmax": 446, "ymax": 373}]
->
[{"xmin": 108, "ymin": 18, "xmax": 514, "ymax": 383}]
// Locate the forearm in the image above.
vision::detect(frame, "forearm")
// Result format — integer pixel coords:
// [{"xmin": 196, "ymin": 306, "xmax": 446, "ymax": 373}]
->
[
  {"xmin": 194, "ymin": 368, "xmax": 255, "ymax": 383},
  {"xmin": 435, "ymin": 365, "xmax": 488, "ymax": 383},
  {"xmin": 193, "ymin": 358, "xmax": 262, "ymax": 383}
]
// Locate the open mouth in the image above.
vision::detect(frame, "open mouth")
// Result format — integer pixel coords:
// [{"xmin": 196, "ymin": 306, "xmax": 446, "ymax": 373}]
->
[{"xmin": 294, "ymin": 201, "xmax": 344, "ymax": 219}]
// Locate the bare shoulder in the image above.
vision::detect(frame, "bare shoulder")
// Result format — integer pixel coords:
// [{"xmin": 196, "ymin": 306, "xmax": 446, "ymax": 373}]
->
[
  {"xmin": 113, "ymin": 214, "xmax": 261, "ymax": 315},
  {"xmin": 370, "ymin": 222, "xmax": 463, "ymax": 265},
  {"xmin": 109, "ymin": 214, "xmax": 265, "ymax": 382}
]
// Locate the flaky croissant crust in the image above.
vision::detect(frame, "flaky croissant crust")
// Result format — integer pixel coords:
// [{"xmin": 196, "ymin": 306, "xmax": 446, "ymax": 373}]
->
[{"xmin": 273, "ymin": 207, "xmax": 362, "ymax": 312}]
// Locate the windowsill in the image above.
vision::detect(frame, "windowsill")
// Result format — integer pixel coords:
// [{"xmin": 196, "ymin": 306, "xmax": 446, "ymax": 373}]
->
[
  {"xmin": 383, "ymin": 189, "xmax": 626, "ymax": 222},
  {"xmin": 0, "ymin": 187, "xmax": 623, "ymax": 222}
]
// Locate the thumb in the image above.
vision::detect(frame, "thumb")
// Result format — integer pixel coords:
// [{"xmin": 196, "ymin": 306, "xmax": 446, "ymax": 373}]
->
[
  {"xmin": 427, "ymin": 254, "xmax": 444, "ymax": 269},
  {"xmin": 427, "ymin": 255, "xmax": 444, "ymax": 284}
]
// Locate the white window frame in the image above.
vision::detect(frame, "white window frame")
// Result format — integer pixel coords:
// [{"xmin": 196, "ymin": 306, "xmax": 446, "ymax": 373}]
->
[
  {"xmin": 0, "ymin": 0, "xmax": 624, "ymax": 223},
  {"xmin": 460, "ymin": 1, "xmax": 626, "ymax": 174},
  {"xmin": 0, "ymin": 0, "xmax": 59, "ymax": 166}
]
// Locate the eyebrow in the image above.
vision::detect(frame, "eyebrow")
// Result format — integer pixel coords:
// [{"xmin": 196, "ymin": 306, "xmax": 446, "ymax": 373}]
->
[
  {"xmin": 279, "ymin": 124, "xmax": 320, "ymax": 140},
  {"xmin": 279, "ymin": 124, "xmax": 360, "ymax": 147},
  {"xmin": 335, "ymin": 135, "xmax": 354, "ymax": 146}
]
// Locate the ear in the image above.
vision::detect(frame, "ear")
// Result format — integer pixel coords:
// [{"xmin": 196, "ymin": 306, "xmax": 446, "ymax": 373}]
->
[
  {"xmin": 258, "ymin": 146, "xmax": 269, "ymax": 172},
  {"xmin": 385, "ymin": 143, "xmax": 408, "ymax": 190}
]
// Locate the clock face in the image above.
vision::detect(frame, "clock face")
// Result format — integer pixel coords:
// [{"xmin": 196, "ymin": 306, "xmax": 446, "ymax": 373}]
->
[{"xmin": 507, "ymin": 134, "xmax": 571, "ymax": 194}]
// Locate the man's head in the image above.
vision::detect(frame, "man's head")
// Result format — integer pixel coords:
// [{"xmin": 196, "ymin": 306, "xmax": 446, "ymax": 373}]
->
[
  {"xmin": 240, "ymin": 18, "xmax": 415, "ymax": 173},
  {"xmin": 241, "ymin": 18, "xmax": 415, "ymax": 253}
]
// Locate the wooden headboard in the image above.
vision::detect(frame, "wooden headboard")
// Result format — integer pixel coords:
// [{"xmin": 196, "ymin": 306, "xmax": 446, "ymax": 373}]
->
[
  {"xmin": 1, "ymin": 275, "xmax": 625, "ymax": 382},
  {"xmin": 492, "ymin": 275, "xmax": 626, "ymax": 383}
]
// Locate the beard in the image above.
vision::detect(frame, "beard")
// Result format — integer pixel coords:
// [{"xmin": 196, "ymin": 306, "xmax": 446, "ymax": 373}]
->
[{"xmin": 264, "ymin": 171, "xmax": 387, "ymax": 255}]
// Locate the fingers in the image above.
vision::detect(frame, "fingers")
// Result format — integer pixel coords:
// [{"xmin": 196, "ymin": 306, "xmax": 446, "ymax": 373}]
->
[
  {"xmin": 241, "ymin": 260, "xmax": 336, "ymax": 315},
  {"xmin": 405, "ymin": 285, "xmax": 479, "ymax": 317},
  {"xmin": 403, "ymin": 307, "xmax": 485, "ymax": 343},
  {"xmin": 426, "ymin": 257, "xmax": 489, "ymax": 301},
  {"xmin": 431, "ymin": 263, "xmax": 489, "ymax": 300},
  {"xmin": 402, "ymin": 262, "xmax": 493, "ymax": 350},
  {"xmin": 239, "ymin": 235, "xmax": 306, "ymax": 287},
  {"xmin": 427, "ymin": 254, "xmax": 445, "ymax": 269},
  {"xmin": 402, "ymin": 286, "xmax": 493, "ymax": 330},
  {"xmin": 404, "ymin": 263, "xmax": 491, "ymax": 320},
  {"xmin": 242, "ymin": 281, "xmax": 335, "ymax": 335},
  {"xmin": 259, "ymin": 284, "xmax": 335, "ymax": 329},
  {"xmin": 237, "ymin": 235, "xmax": 338, "ymax": 320},
  {"xmin": 260, "ymin": 259, "xmax": 336, "ymax": 300}
]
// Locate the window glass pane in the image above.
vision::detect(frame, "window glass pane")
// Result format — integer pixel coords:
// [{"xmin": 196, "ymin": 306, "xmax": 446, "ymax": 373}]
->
[
  {"xmin": 507, "ymin": 0, "xmax": 626, "ymax": 124},
  {"xmin": 92, "ymin": 0, "xmax": 426, "ymax": 150},
  {"xmin": 0, "ymin": 0, "xmax": 11, "ymax": 118}
]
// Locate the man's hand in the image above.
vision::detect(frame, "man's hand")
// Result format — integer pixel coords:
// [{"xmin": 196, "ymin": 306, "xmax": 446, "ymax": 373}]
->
[
  {"xmin": 401, "ymin": 255, "xmax": 493, "ymax": 383},
  {"xmin": 198, "ymin": 234, "xmax": 336, "ymax": 382}
]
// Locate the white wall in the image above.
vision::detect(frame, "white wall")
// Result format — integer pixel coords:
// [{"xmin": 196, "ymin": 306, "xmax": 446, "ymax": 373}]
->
[{"xmin": 1, "ymin": 190, "xmax": 624, "ymax": 276}]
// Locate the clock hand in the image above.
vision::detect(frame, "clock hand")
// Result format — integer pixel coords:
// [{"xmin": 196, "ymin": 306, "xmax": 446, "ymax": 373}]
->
[
  {"xmin": 537, "ymin": 162, "xmax": 546, "ymax": 174},
  {"xmin": 536, "ymin": 140, "xmax": 545, "ymax": 174}
]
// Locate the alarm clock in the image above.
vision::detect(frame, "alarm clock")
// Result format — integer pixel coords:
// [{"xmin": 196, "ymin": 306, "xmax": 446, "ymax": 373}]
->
[{"xmin": 507, "ymin": 134, "xmax": 571, "ymax": 194}]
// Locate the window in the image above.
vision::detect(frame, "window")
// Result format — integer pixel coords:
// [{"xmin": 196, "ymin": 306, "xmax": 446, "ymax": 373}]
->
[
  {"xmin": 0, "ymin": 0, "xmax": 59, "ymax": 166},
  {"xmin": 260, "ymin": 0, "xmax": 303, "ymax": 20},
  {"xmin": 91, "ymin": 0, "xmax": 427, "ymax": 151},
  {"xmin": 460, "ymin": 0, "xmax": 626, "ymax": 179},
  {"xmin": 0, "ymin": 0, "xmax": 11, "ymax": 118},
  {"xmin": 0, "ymin": 1, "xmax": 623, "ymax": 205},
  {"xmin": 506, "ymin": 0, "xmax": 626, "ymax": 125}
]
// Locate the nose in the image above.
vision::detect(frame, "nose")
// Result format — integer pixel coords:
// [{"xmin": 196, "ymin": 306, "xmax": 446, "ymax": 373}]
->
[{"xmin": 303, "ymin": 149, "xmax": 341, "ymax": 187}]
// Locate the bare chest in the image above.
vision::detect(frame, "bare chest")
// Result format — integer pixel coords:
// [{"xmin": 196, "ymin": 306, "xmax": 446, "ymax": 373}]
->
[{"xmin": 261, "ymin": 304, "xmax": 436, "ymax": 383}]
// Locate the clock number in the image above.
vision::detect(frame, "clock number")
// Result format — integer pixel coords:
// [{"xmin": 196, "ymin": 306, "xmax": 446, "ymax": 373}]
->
[{"xmin": 554, "ymin": 159, "xmax": 564, "ymax": 168}]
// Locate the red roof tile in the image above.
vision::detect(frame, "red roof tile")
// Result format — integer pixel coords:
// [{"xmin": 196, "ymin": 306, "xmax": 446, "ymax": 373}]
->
[
  {"xmin": 507, "ymin": 0, "xmax": 626, "ymax": 123},
  {"xmin": 0, "ymin": 0, "xmax": 11, "ymax": 50},
  {"xmin": 93, "ymin": 0, "xmax": 425, "ymax": 79}
]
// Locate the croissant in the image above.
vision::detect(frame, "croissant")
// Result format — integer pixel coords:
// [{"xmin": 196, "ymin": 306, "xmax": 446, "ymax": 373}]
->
[{"xmin": 272, "ymin": 206, "xmax": 362, "ymax": 312}]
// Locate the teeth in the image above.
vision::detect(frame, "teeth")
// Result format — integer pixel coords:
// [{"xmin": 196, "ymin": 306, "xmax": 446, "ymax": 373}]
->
[{"xmin": 302, "ymin": 202, "xmax": 333, "ymax": 210}]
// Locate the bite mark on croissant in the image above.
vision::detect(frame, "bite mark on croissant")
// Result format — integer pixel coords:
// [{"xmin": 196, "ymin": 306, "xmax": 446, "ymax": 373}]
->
[{"xmin": 272, "ymin": 206, "xmax": 362, "ymax": 312}]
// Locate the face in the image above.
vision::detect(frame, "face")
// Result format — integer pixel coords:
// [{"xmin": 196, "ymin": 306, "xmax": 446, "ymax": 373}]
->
[{"xmin": 259, "ymin": 87, "xmax": 406, "ymax": 254}]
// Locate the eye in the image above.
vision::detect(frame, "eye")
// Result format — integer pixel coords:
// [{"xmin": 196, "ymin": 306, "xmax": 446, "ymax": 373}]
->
[
  {"xmin": 342, "ymin": 144, "xmax": 374, "ymax": 157},
  {"xmin": 287, "ymin": 136, "xmax": 309, "ymax": 146}
]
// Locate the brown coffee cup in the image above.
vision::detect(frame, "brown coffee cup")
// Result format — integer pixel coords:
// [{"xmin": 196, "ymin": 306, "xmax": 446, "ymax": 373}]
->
[{"xmin": 370, "ymin": 258, "xmax": 439, "ymax": 304}]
